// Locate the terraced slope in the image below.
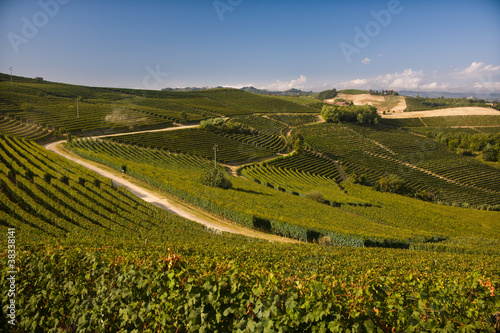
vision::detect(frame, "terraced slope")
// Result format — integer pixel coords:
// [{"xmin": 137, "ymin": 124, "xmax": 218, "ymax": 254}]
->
[
  {"xmin": 0, "ymin": 135, "xmax": 186, "ymax": 242},
  {"xmin": 298, "ymin": 123, "xmax": 500, "ymax": 207},
  {"xmin": 0, "ymin": 117, "xmax": 54, "ymax": 142},
  {"xmin": 104, "ymin": 128, "xmax": 278, "ymax": 163}
]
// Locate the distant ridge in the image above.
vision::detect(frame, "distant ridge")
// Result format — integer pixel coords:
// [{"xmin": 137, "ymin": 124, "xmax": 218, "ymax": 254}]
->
[
  {"xmin": 400, "ymin": 90, "xmax": 500, "ymax": 101},
  {"xmin": 162, "ymin": 85, "xmax": 313, "ymax": 96}
]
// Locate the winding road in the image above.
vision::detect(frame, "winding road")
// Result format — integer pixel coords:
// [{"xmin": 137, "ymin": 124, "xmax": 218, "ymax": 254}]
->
[{"xmin": 44, "ymin": 126, "xmax": 296, "ymax": 243}]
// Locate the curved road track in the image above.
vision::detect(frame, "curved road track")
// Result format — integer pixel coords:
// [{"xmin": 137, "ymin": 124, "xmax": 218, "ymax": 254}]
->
[{"xmin": 45, "ymin": 125, "xmax": 296, "ymax": 243}]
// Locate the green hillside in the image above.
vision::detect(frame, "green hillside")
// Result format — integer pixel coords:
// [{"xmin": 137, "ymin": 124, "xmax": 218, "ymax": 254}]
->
[
  {"xmin": 1, "ymin": 135, "xmax": 500, "ymax": 331},
  {"xmin": 0, "ymin": 73, "xmax": 316, "ymax": 138},
  {"xmin": 1, "ymin": 76, "xmax": 500, "ymax": 331}
]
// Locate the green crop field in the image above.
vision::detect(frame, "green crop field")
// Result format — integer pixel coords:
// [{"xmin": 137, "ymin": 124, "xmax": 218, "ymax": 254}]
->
[
  {"xmin": 297, "ymin": 123, "xmax": 500, "ymax": 207},
  {"xmin": 103, "ymin": 128, "xmax": 278, "ymax": 163},
  {"xmin": 1, "ymin": 76, "xmax": 500, "ymax": 331},
  {"xmin": 66, "ymin": 136, "xmax": 500, "ymax": 253}
]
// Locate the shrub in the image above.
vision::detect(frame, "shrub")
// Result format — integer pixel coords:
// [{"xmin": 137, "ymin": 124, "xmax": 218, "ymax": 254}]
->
[
  {"xmin": 59, "ymin": 175, "xmax": 69, "ymax": 185},
  {"xmin": 482, "ymin": 144, "xmax": 498, "ymax": 162},
  {"xmin": 200, "ymin": 168, "xmax": 232, "ymax": 189},
  {"xmin": 43, "ymin": 173, "xmax": 52, "ymax": 184},
  {"xmin": 377, "ymin": 174, "xmax": 405, "ymax": 194},
  {"xmin": 350, "ymin": 173, "xmax": 369, "ymax": 185},
  {"xmin": 305, "ymin": 190, "xmax": 325, "ymax": 203},
  {"xmin": 318, "ymin": 236, "xmax": 332, "ymax": 246},
  {"xmin": 317, "ymin": 89, "xmax": 337, "ymax": 100},
  {"xmin": 294, "ymin": 135, "xmax": 304, "ymax": 154},
  {"xmin": 456, "ymin": 148, "xmax": 473, "ymax": 156}
]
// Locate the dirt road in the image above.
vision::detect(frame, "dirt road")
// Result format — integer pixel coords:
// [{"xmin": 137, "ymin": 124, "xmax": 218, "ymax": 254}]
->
[{"xmin": 45, "ymin": 127, "xmax": 297, "ymax": 243}]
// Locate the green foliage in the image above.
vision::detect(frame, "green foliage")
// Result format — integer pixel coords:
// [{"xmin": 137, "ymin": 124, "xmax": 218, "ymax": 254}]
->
[
  {"xmin": 0, "ymin": 117, "xmax": 55, "ymax": 142},
  {"xmin": 368, "ymin": 89, "xmax": 399, "ymax": 96},
  {"xmin": 317, "ymin": 88, "xmax": 337, "ymax": 100},
  {"xmin": 106, "ymin": 128, "xmax": 276, "ymax": 163},
  {"xmin": 66, "ymin": 134, "xmax": 500, "ymax": 252},
  {"xmin": 338, "ymin": 89, "xmax": 368, "ymax": 95},
  {"xmin": 200, "ymin": 168, "xmax": 232, "ymax": 189},
  {"xmin": 482, "ymin": 144, "xmax": 499, "ymax": 162},
  {"xmin": 424, "ymin": 130, "xmax": 500, "ymax": 160},
  {"xmin": 305, "ymin": 190, "xmax": 325, "ymax": 203},
  {"xmin": 405, "ymin": 96, "xmax": 489, "ymax": 111},
  {"xmin": 2, "ymin": 73, "xmax": 500, "ymax": 330},
  {"xmin": 298, "ymin": 123, "xmax": 500, "ymax": 207},
  {"xmin": 377, "ymin": 174, "xmax": 405, "ymax": 193},
  {"xmin": 0, "ymin": 78, "xmax": 316, "ymax": 137},
  {"xmin": 350, "ymin": 173, "xmax": 369, "ymax": 185},
  {"xmin": 421, "ymin": 115, "xmax": 500, "ymax": 127},
  {"xmin": 199, "ymin": 117, "xmax": 224, "ymax": 129},
  {"xmin": 266, "ymin": 114, "xmax": 321, "ymax": 127},
  {"xmin": 3, "ymin": 243, "xmax": 500, "ymax": 332},
  {"xmin": 231, "ymin": 115, "xmax": 289, "ymax": 134},
  {"xmin": 293, "ymin": 135, "xmax": 304, "ymax": 154},
  {"xmin": 321, "ymin": 104, "xmax": 379, "ymax": 125},
  {"xmin": 0, "ymin": 126, "xmax": 500, "ymax": 331}
]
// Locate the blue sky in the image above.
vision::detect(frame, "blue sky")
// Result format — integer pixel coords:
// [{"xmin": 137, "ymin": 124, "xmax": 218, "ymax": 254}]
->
[{"xmin": 1, "ymin": 0, "xmax": 499, "ymax": 93}]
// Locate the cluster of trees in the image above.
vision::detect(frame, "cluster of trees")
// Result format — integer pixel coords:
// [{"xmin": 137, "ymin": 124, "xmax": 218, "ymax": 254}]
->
[
  {"xmin": 321, "ymin": 104, "xmax": 380, "ymax": 125},
  {"xmin": 200, "ymin": 118, "xmax": 258, "ymax": 135},
  {"xmin": 350, "ymin": 173, "xmax": 434, "ymax": 201},
  {"xmin": 425, "ymin": 131, "xmax": 500, "ymax": 162},
  {"xmin": 368, "ymin": 89, "xmax": 399, "ymax": 96},
  {"xmin": 200, "ymin": 168, "xmax": 232, "ymax": 189},
  {"xmin": 317, "ymin": 89, "xmax": 338, "ymax": 100}
]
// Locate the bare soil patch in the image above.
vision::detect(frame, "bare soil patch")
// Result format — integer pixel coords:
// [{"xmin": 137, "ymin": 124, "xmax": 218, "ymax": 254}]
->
[
  {"xmin": 382, "ymin": 107, "xmax": 500, "ymax": 119},
  {"xmin": 324, "ymin": 94, "xmax": 406, "ymax": 112}
]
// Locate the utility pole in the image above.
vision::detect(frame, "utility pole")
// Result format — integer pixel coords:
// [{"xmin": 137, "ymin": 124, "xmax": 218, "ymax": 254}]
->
[
  {"xmin": 213, "ymin": 144, "xmax": 218, "ymax": 169},
  {"xmin": 76, "ymin": 99, "xmax": 79, "ymax": 118},
  {"xmin": 9, "ymin": 67, "xmax": 13, "ymax": 86}
]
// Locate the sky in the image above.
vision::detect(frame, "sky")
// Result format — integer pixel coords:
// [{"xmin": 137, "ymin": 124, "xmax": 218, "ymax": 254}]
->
[{"xmin": 1, "ymin": 0, "xmax": 499, "ymax": 94}]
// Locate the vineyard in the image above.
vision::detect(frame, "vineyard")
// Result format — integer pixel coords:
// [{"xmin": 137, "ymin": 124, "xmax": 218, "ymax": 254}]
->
[
  {"xmin": 264, "ymin": 152, "xmax": 344, "ymax": 183},
  {"xmin": 103, "ymin": 128, "xmax": 278, "ymax": 163},
  {"xmin": 1, "ymin": 74, "xmax": 500, "ymax": 331},
  {"xmin": 0, "ymin": 74, "xmax": 315, "ymax": 136},
  {"xmin": 65, "ymin": 136, "xmax": 500, "ymax": 254},
  {"xmin": 0, "ymin": 116, "xmax": 55, "ymax": 142},
  {"xmin": 297, "ymin": 123, "xmax": 500, "ymax": 207}
]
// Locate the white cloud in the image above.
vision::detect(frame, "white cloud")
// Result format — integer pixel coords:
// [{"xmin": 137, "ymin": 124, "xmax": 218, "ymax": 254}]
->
[
  {"xmin": 362, "ymin": 57, "xmax": 372, "ymax": 65},
  {"xmin": 333, "ymin": 62, "xmax": 500, "ymax": 93},
  {"xmin": 265, "ymin": 75, "xmax": 307, "ymax": 91},
  {"xmin": 457, "ymin": 62, "xmax": 500, "ymax": 77}
]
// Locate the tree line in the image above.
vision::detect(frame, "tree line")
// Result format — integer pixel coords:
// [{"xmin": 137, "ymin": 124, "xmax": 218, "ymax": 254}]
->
[
  {"xmin": 425, "ymin": 131, "xmax": 500, "ymax": 162},
  {"xmin": 321, "ymin": 104, "xmax": 379, "ymax": 125}
]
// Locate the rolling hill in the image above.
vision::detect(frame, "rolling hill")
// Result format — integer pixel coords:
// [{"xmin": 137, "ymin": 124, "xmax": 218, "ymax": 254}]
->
[{"xmin": 1, "ymin": 76, "xmax": 499, "ymax": 331}]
